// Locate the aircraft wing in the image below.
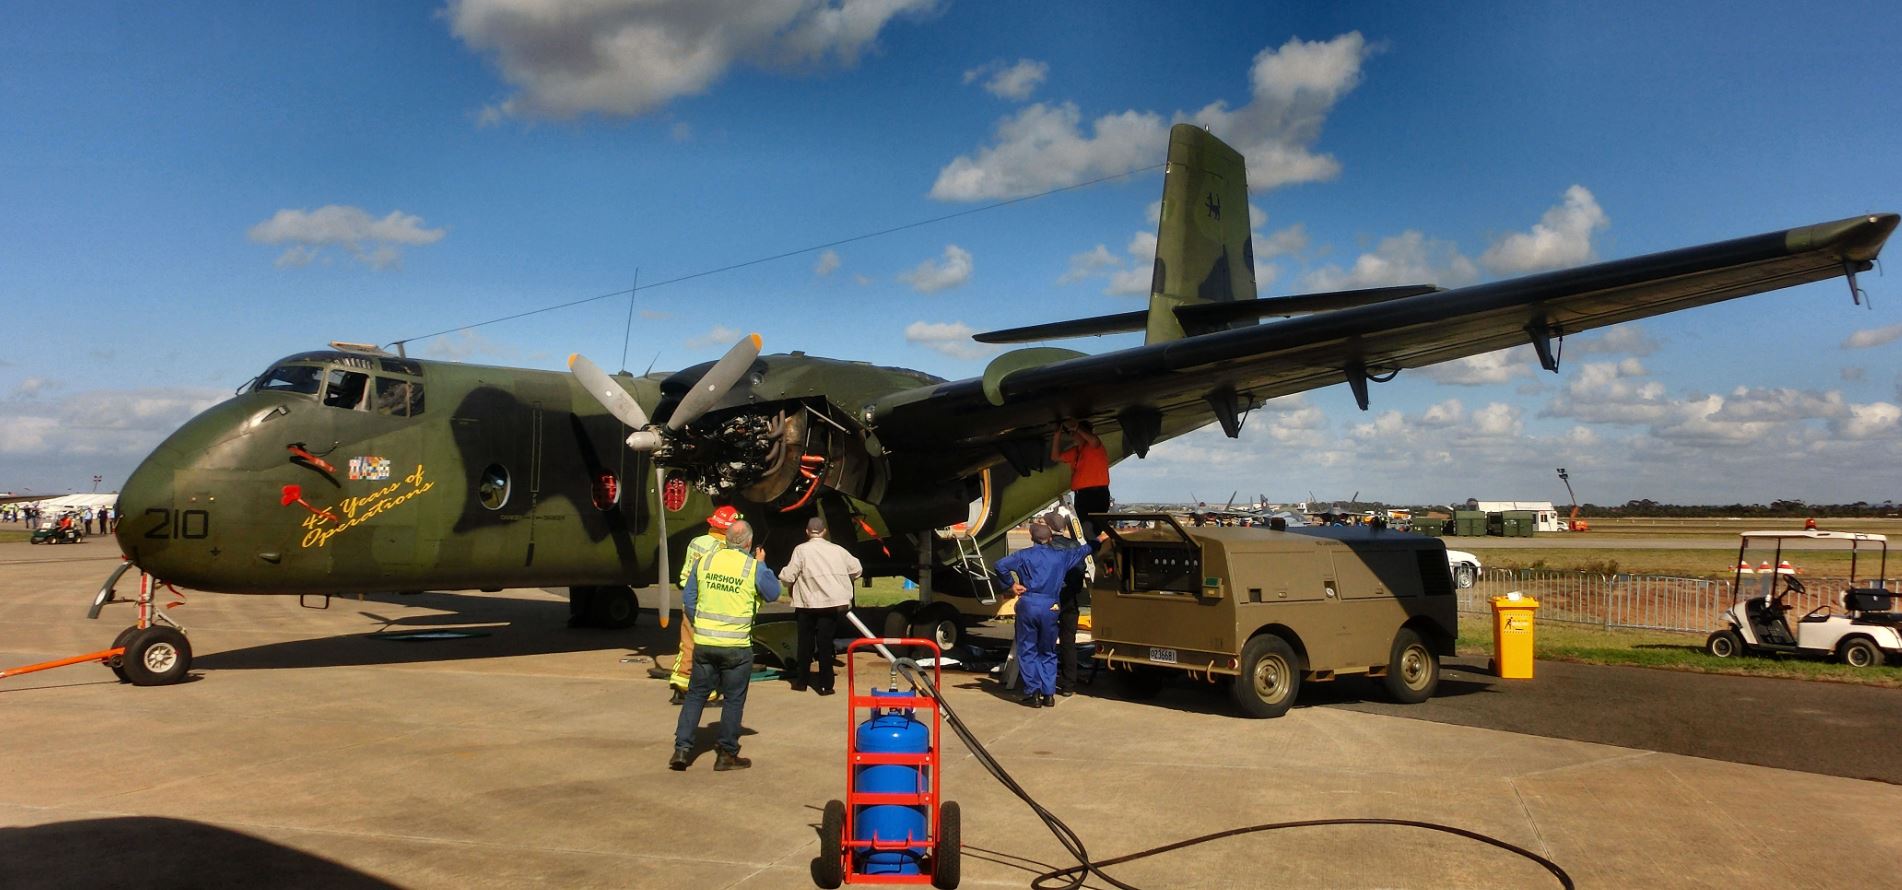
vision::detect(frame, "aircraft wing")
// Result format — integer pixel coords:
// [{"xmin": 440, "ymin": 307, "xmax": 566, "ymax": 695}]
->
[{"xmin": 868, "ymin": 213, "xmax": 1896, "ymax": 473}]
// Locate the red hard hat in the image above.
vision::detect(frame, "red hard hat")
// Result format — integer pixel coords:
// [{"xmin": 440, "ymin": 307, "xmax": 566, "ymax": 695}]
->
[{"xmin": 708, "ymin": 505, "xmax": 740, "ymax": 530}]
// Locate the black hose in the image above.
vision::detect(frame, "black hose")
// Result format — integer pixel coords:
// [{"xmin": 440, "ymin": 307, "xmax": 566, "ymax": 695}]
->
[{"xmin": 892, "ymin": 659, "xmax": 1573, "ymax": 890}]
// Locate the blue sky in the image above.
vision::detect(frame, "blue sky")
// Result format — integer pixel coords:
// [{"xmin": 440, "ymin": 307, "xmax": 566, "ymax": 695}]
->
[{"xmin": 3, "ymin": 1, "xmax": 1899, "ymax": 506}]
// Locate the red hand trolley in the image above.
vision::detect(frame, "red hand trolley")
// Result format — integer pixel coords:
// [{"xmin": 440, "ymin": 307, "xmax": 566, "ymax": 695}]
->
[{"xmin": 815, "ymin": 637, "xmax": 959, "ymax": 888}]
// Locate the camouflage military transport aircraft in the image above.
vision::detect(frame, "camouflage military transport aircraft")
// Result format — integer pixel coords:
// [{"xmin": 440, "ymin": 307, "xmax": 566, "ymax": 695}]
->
[{"xmin": 96, "ymin": 124, "xmax": 1894, "ymax": 684}]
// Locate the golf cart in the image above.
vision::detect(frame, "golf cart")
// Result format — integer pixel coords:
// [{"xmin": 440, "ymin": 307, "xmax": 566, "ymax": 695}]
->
[{"xmin": 1705, "ymin": 530, "xmax": 1899, "ymax": 668}]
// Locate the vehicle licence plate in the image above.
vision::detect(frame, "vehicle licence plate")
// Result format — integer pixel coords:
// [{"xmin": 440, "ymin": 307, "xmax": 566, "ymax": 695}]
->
[{"xmin": 1148, "ymin": 647, "xmax": 1177, "ymax": 664}]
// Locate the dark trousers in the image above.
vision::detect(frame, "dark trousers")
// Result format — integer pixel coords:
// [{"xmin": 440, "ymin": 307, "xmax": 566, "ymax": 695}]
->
[
  {"xmin": 673, "ymin": 644, "xmax": 753, "ymax": 754},
  {"xmin": 1058, "ymin": 595, "xmax": 1080, "ymax": 689},
  {"xmin": 790, "ymin": 605, "xmax": 847, "ymax": 691},
  {"xmin": 1073, "ymin": 486, "xmax": 1111, "ymax": 540}
]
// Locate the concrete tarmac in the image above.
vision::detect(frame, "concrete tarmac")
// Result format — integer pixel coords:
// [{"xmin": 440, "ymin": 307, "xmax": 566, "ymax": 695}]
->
[{"xmin": 3, "ymin": 541, "xmax": 1899, "ymax": 888}]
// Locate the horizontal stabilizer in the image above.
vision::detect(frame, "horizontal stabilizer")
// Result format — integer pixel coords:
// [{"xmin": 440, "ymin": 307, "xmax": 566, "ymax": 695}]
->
[{"xmin": 971, "ymin": 284, "xmax": 1441, "ymax": 344}]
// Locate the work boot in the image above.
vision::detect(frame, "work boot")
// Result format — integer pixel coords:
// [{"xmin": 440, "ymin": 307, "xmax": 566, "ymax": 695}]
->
[
  {"xmin": 1041, "ymin": 693, "xmax": 1055, "ymax": 708},
  {"xmin": 669, "ymin": 688, "xmax": 685, "ymax": 705},
  {"xmin": 788, "ymin": 679, "xmax": 807, "ymax": 692},
  {"xmin": 713, "ymin": 750, "xmax": 752, "ymax": 771},
  {"xmin": 668, "ymin": 747, "xmax": 691, "ymax": 771},
  {"xmin": 1020, "ymin": 693, "xmax": 1041, "ymax": 708}
]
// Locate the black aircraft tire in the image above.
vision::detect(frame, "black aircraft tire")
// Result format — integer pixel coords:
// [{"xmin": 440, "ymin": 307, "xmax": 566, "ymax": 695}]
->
[
  {"xmin": 910, "ymin": 603, "xmax": 962, "ymax": 651},
  {"xmin": 931, "ymin": 800, "xmax": 961, "ymax": 889},
  {"xmin": 107, "ymin": 626, "xmax": 140, "ymax": 682},
  {"xmin": 882, "ymin": 600, "xmax": 920, "ymax": 638},
  {"xmin": 1840, "ymin": 637, "xmax": 1881, "ymax": 668},
  {"xmin": 1232, "ymin": 634, "xmax": 1301, "ymax": 718},
  {"xmin": 121, "ymin": 626, "xmax": 192, "ymax": 686},
  {"xmin": 1382, "ymin": 628, "xmax": 1439, "ymax": 704},
  {"xmin": 568, "ymin": 586, "xmax": 596, "ymax": 627},
  {"xmin": 814, "ymin": 799, "xmax": 845, "ymax": 889},
  {"xmin": 588, "ymin": 586, "xmax": 640, "ymax": 629},
  {"xmin": 1705, "ymin": 629, "xmax": 1743, "ymax": 659}
]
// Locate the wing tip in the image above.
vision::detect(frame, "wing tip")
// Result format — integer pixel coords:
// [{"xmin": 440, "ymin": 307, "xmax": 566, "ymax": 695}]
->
[{"xmin": 748, "ymin": 333, "xmax": 763, "ymax": 351}]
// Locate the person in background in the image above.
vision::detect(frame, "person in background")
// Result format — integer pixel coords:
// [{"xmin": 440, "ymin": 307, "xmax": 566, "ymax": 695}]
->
[
  {"xmin": 993, "ymin": 520, "xmax": 1091, "ymax": 709},
  {"xmin": 1042, "ymin": 510, "xmax": 1088, "ymax": 697},
  {"xmin": 1050, "ymin": 419, "xmax": 1111, "ymax": 541},
  {"xmin": 671, "ymin": 520, "xmax": 780, "ymax": 771},
  {"xmin": 778, "ymin": 516, "xmax": 861, "ymax": 696},
  {"xmin": 660, "ymin": 506, "xmax": 741, "ymax": 705}
]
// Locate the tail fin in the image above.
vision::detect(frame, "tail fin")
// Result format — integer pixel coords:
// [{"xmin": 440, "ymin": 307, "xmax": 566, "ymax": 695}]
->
[{"xmin": 1145, "ymin": 124, "xmax": 1255, "ymax": 344}]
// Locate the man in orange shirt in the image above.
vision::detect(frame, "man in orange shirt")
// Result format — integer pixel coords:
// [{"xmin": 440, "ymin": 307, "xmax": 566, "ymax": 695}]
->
[{"xmin": 1051, "ymin": 418, "xmax": 1111, "ymax": 540}]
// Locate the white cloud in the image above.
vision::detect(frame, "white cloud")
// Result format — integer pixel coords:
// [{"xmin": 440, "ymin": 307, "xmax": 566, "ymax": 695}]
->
[
  {"xmin": 1573, "ymin": 324, "xmax": 1660, "ymax": 357},
  {"xmin": 248, "ymin": 205, "xmax": 446, "ymax": 270},
  {"xmin": 904, "ymin": 320, "xmax": 996, "ymax": 360},
  {"xmin": 686, "ymin": 324, "xmax": 743, "ymax": 349},
  {"xmin": 1058, "ymin": 244, "xmax": 1119, "ymax": 285},
  {"xmin": 1844, "ymin": 322, "xmax": 1902, "ymax": 349},
  {"xmin": 964, "ymin": 58, "xmax": 1048, "ymax": 100},
  {"xmin": 931, "ymin": 33, "xmax": 1371, "ymax": 201},
  {"xmin": 899, "ymin": 244, "xmax": 973, "ymax": 293},
  {"xmin": 1831, "ymin": 402, "xmax": 1901, "ymax": 440},
  {"xmin": 10, "ymin": 377, "xmax": 60, "ymax": 400},
  {"xmin": 0, "ymin": 388, "xmax": 225, "ymax": 457},
  {"xmin": 1304, "ymin": 230, "xmax": 1479, "ymax": 292},
  {"xmin": 1106, "ymin": 232, "xmax": 1158, "ymax": 296},
  {"xmin": 1479, "ymin": 185, "xmax": 1608, "ymax": 275},
  {"xmin": 814, "ymin": 249, "xmax": 841, "ymax": 277},
  {"xmin": 449, "ymin": 0, "xmax": 934, "ymax": 121}
]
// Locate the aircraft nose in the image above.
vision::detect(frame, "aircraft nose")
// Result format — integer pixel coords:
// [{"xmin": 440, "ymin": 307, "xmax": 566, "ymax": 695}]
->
[{"xmin": 114, "ymin": 443, "xmax": 179, "ymax": 563}]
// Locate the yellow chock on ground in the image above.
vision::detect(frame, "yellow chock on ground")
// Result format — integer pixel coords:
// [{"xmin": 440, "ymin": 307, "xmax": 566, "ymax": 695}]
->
[{"xmin": 1490, "ymin": 594, "xmax": 1540, "ymax": 679}]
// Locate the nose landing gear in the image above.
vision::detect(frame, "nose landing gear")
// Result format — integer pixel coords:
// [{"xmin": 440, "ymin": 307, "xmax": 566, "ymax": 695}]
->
[{"xmin": 1, "ymin": 561, "xmax": 195, "ymax": 687}]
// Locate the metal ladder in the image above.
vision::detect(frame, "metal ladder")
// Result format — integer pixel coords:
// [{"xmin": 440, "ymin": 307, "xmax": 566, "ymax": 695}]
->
[{"xmin": 938, "ymin": 524, "xmax": 999, "ymax": 605}]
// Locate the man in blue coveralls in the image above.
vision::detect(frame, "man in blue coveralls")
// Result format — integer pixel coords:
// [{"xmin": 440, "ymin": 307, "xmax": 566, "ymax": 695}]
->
[{"xmin": 994, "ymin": 519, "xmax": 1093, "ymax": 708}]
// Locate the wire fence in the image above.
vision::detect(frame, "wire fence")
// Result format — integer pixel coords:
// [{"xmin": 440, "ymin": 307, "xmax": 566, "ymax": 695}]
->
[{"xmin": 1455, "ymin": 570, "xmax": 1899, "ymax": 634}]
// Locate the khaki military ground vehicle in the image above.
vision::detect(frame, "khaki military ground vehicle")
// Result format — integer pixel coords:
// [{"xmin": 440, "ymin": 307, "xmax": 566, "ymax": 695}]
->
[{"xmin": 1089, "ymin": 515, "xmax": 1458, "ymax": 717}]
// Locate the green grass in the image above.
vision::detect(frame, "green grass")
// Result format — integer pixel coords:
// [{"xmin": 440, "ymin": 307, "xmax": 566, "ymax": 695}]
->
[
  {"xmin": 1456, "ymin": 622, "xmax": 1902, "ymax": 687},
  {"xmin": 854, "ymin": 576, "xmax": 920, "ymax": 608},
  {"xmin": 0, "ymin": 529, "xmax": 30, "ymax": 544}
]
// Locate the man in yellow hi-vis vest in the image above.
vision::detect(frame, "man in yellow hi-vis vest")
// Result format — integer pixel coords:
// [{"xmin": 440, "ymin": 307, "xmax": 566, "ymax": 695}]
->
[
  {"xmin": 670, "ymin": 520, "xmax": 781, "ymax": 771},
  {"xmin": 663, "ymin": 505, "xmax": 741, "ymax": 704}
]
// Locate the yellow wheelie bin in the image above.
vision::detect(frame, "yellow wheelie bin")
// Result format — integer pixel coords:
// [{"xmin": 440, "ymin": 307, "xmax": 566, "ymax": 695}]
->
[{"xmin": 1490, "ymin": 593, "xmax": 1539, "ymax": 679}]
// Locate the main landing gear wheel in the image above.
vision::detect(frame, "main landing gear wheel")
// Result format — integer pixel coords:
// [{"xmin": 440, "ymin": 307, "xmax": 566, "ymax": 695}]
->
[
  {"xmin": 121, "ymin": 626, "xmax": 192, "ymax": 686},
  {"xmin": 882, "ymin": 600, "xmax": 920, "ymax": 638},
  {"xmin": 931, "ymin": 800, "xmax": 961, "ymax": 889},
  {"xmin": 1705, "ymin": 629, "xmax": 1743, "ymax": 659},
  {"xmin": 571, "ymin": 586, "xmax": 640, "ymax": 629},
  {"xmin": 814, "ymin": 799, "xmax": 845, "ymax": 889},
  {"xmin": 909, "ymin": 603, "xmax": 963, "ymax": 651},
  {"xmin": 1382, "ymin": 627, "xmax": 1439, "ymax": 704},
  {"xmin": 1232, "ymin": 634, "xmax": 1301, "ymax": 718}
]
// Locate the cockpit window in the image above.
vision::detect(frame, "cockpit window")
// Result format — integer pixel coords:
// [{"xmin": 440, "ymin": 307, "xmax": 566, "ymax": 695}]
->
[
  {"xmin": 322, "ymin": 369, "xmax": 370, "ymax": 410},
  {"xmin": 251, "ymin": 364, "xmax": 323, "ymax": 396},
  {"xmin": 373, "ymin": 376, "xmax": 425, "ymax": 417}
]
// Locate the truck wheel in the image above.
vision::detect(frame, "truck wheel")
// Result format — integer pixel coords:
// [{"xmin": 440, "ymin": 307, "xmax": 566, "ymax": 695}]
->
[
  {"xmin": 1452, "ymin": 564, "xmax": 1476, "ymax": 589},
  {"xmin": 910, "ymin": 603, "xmax": 962, "ymax": 651},
  {"xmin": 1232, "ymin": 634, "xmax": 1301, "ymax": 718},
  {"xmin": 1382, "ymin": 628, "xmax": 1439, "ymax": 704},
  {"xmin": 814, "ymin": 799, "xmax": 845, "ymax": 889},
  {"xmin": 1839, "ymin": 637, "xmax": 1881, "ymax": 668},
  {"xmin": 121, "ymin": 626, "xmax": 192, "ymax": 686},
  {"xmin": 1704, "ymin": 629, "xmax": 1743, "ymax": 659},
  {"xmin": 931, "ymin": 800, "xmax": 961, "ymax": 889},
  {"xmin": 587, "ymin": 585, "xmax": 640, "ymax": 629}
]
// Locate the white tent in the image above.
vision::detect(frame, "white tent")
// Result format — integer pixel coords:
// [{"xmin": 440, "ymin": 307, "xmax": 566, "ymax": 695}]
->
[{"xmin": 23, "ymin": 493, "xmax": 118, "ymax": 512}]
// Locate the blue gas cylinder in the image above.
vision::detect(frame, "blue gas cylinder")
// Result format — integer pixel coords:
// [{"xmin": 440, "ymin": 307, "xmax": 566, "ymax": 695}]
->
[{"xmin": 855, "ymin": 689, "xmax": 930, "ymax": 875}]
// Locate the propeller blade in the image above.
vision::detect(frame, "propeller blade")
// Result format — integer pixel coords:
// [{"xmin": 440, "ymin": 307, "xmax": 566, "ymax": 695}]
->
[
  {"xmin": 667, "ymin": 333, "xmax": 762, "ymax": 431},
  {"xmin": 569, "ymin": 353, "xmax": 650, "ymax": 429}
]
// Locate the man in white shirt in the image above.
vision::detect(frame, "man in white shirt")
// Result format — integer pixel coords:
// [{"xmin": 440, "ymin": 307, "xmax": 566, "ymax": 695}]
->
[{"xmin": 778, "ymin": 516, "xmax": 862, "ymax": 695}]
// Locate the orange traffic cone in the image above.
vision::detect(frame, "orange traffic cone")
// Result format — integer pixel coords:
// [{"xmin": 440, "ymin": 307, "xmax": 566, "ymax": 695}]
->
[
  {"xmin": 1736, "ymin": 560, "xmax": 1754, "ymax": 575},
  {"xmin": 1777, "ymin": 560, "xmax": 1798, "ymax": 575},
  {"xmin": 1758, "ymin": 561, "xmax": 1773, "ymax": 575}
]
